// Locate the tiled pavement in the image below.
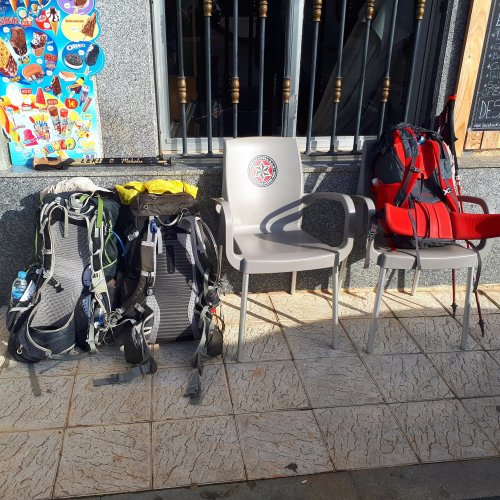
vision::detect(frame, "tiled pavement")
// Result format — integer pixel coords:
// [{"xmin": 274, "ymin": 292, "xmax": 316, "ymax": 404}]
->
[{"xmin": 0, "ymin": 287, "xmax": 500, "ymax": 499}]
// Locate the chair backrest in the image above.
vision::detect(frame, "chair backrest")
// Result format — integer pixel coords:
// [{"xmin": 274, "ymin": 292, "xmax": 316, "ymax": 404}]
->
[
  {"xmin": 357, "ymin": 139, "xmax": 378, "ymax": 197},
  {"xmin": 223, "ymin": 137, "xmax": 303, "ymax": 233}
]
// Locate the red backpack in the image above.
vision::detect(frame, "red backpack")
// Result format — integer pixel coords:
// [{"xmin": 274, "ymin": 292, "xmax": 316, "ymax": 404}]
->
[{"xmin": 371, "ymin": 123, "xmax": 500, "ymax": 249}]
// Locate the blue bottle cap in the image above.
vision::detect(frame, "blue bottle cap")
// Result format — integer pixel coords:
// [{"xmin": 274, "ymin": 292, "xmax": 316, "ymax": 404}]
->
[{"xmin": 18, "ymin": 271, "xmax": 27, "ymax": 279}]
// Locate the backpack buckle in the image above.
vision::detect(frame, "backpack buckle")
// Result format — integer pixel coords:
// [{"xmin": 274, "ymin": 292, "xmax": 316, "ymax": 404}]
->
[{"xmin": 443, "ymin": 187, "xmax": 452, "ymax": 195}]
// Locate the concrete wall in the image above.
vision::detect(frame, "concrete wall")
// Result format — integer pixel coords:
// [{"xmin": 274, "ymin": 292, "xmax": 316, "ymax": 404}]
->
[
  {"xmin": 0, "ymin": 0, "xmax": 499, "ymax": 305},
  {"xmin": 1, "ymin": 158, "xmax": 499, "ymax": 305}
]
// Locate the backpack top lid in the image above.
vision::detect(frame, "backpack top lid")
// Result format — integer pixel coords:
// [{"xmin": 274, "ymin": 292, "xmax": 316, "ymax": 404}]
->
[{"xmin": 40, "ymin": 177, "xmax": 112, "ymax": 202}]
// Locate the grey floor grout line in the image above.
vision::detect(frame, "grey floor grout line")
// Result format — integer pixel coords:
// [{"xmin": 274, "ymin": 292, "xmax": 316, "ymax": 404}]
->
[{"xmin": 50, "ymin": 372, "xmax": 78, "ymax": 499}]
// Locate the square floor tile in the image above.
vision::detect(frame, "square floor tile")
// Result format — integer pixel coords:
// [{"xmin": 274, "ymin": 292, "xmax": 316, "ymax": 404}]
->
[
  {"xmin": 222, "ymin": 293, "xmax": 278, "ymax": 324},
  {"xmin": 153, "ymin": 365, "xmax": 232, "ymax": 420},
  {"xmin": 295, "ymin": 357, "xmax": 383, "ymax": 408},
  {"xmin": 69, "ymin": 374, "xmax": 151, "ymax": 426},
  {"xmin": 339, "ymin": 291, "xmax": 392, "ymax": 319},
  {"xmin": 282, "ymin": 320, "xmax": 356, "ymax": 359},
  {"xmin": 363, "ymin": 354, "xmax": 453, "ymax": 403},
  {"xmin": 315, "ymin": 405, "xmax": 418, "ymax": 470},
  {"xmin": 399, "ymin": 316, "xmax": 480, "ymax": 353},
  {"xmin": 226, "ymin": 360, "xmax": 308, "ymax": 413},
  {"xmin": 153, "ymin": 416, "xmax": 245, "ymax": 488},
  {"xmin": 223, "ymin": 322, "xmax": 291, "ymax": 363},
  {"xmin": 0, "ymin": 356, "xmax": 79, "ymax": 378},
  {"xmin": 463, "ymin": 397, "xmax": 500, "ymax": 451},
  {"xmin": 428, "ymin": 351, "xmax": 500, "ymax": 398},
  {"xmin": 271, "ymin": 291, "xmax": 334, "ymax": 325},
  {"xmin": 431, "ymin": 289, "xmax": 500, "ymax": 316},
  {"xmin": 54, "ymin": 423, "xmax": 151, "ymax": 497},
  {"xmin": 0, "ymin": 429, "xmax": 63, "ymax": 500},
  {"xmin": 479, "ymin": 290, "xmax": 500, "ymax": 311},
  {"xmin": 77, "ymin": 344, "xmax": 126, "ymax": 374},
  {"xmin": 0, "ymin": 376, "xmax": 73, "ymax": 431},
  {"xmin": 493, "ymin": 350, "xmax": 500, "ymax": 365},
  {"xmin": 383, "ymin": 291, "xmax": 450, "ymax": 318},
  {"xmin": 466, "ymin": 314, "xmax": 500, "ymax": 351},
  {"xmin": 152, "ymin": 340, "xmax": 222, "ymax": 368},
  {"xmin": 342, "ymin": 318, "xmax": 419, "ymax": 355},
  {"xmin": 391, "ymin": 400, "xmax": 498, "ymax": 462},
  {"xmin": 236, "ymin": 410, "xmax": 333, "ymax": 479}
]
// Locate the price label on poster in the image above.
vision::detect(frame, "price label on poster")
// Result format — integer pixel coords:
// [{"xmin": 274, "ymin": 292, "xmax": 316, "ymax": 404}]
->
[{"xmin": 0, "ymin": 0, "xmax": 105, "ymax": 166}]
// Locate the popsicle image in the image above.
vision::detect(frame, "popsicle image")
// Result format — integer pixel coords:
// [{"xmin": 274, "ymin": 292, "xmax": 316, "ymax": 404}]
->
[
  {"xmin": 82, "ymin": 97, "xmax": 92, "ymax": 112},
  {"xmin": 48, "ymin": 105, "xmax": 61, "ymax": 134},
  {"xmin": 66, "ymin": 110, "xmax": 79, "ymax": 133},
  {"xmin": 0, "ymin": 39, "xmax": 17, "ymax": 77},
  {"xmin": 35, "ymin": 87, "xmax": 46, "ymax": 108},
  {"xmin": 10, "ymin": 27, "xmax": 27, "ymax": 59},
  {"xmin": 81, "ymin": 12, "xmax": 96, "ymax": 38},
  {"xmin": 79, "ymin": 84, "xmax": 89, "ymax": 105},
  {"xmin": 47, "ymin": 7, "xmax": 60, "ymax": 35},
  {"xmin": 31, "ymin": 32, "xmax": 47, "ymax": 57},
  {"xmin": 85, "ymin": 44, "xmax": 99, "ymax": 67},
  {"xmin": 23, "ymin": 128, "xmax": 38, "ymax": 146},
  {"xmin": 59, "ymin": 107, "xmax": 68, "ymax": 133}
]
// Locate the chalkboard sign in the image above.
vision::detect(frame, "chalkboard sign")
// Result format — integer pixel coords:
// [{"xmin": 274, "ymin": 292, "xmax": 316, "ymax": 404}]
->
[{"xmin": 470, "ymin": 0, "xmax": 500, "ymax": 131}]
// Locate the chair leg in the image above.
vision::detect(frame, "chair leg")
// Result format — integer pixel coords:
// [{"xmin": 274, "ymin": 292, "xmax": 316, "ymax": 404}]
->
[
  {"xmin": 461, "ymin": 266, "xmax": 474, "ymax": 350},
  {"xmin": 411, "ymin": 268, "xmax": 420, "ymax": 296},
  {"xmin": 216, "ymin": 245, "xmax": 224, "ymax": 281},
  {"xmin": 290, "ymin": 271, "xmax": 297, "ymax": 295},
  {"xmin": 237, "ymin": 273, "xmax": 250, "ymax": 362},
  {"xmin": 331, "ymin": 265, "xmax": 339, "ymax": 349},
  {"xmin": 339, "ymin": 259, "xmax": 348, "ymax": 289},
  {"xmin": 366, "ymin": 267, "xmax": 387, "ymax": 354}
]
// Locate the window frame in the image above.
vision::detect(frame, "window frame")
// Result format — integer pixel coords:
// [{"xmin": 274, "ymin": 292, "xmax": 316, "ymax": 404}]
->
[{"xmin": 151, "ymin": 0, "xmax": 439, "ymax": 155}]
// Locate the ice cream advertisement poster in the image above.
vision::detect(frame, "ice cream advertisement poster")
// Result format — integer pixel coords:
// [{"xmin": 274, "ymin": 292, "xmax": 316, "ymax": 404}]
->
[{"xmin": 0, "ymin": 0, "xmax": 104, "ymax": 166}]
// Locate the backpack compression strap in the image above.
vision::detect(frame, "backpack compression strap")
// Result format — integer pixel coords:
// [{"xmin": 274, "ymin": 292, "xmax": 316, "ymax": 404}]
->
[{"xmin": 392, "ymin": 128, "xmax": 421, "ymax": 207}]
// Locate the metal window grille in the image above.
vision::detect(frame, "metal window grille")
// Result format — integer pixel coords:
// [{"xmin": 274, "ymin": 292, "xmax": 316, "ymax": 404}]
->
[{"xmin": 152, "ymin": 0, "xmax": 434, "ymax": 157}]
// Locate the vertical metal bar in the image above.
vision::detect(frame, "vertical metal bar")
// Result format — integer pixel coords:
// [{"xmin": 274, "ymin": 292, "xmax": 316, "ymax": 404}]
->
[
  {"xmin": 282, "ymin": 77, "xmax": 291, "ymax": 136},
  {"xmin": 305, "ymin": 0, "xmax": 323, "ymax": 155},
  {"xmin": 257, "ymin": 1, "xmax": 268, "ymax": 135},
  {"xmin": 232, "ymin": 0, "xmax": 239, "ymax": 138},
  {"xmin": 353, "ymin": 1, "xmax": 375, "ymax": 153},
  {"xmin": 204, "ymin": 0, "xmax": 213, "ymax": 155},
  {"xmin": 151, "ymin": 0, "xmax": 170, "ymax": 151},
  {"xmin": 329, "ymin": 0, "xmax": 347, "ymax": 153},
  {"xmin": 377, "ymin": 0, "xmax": 398, "ymax": 137},
  {"xmin": 175, "ymin": 0, "xmax": 187, "ymax": 156},
  {"xmin": 283, "ymin": 0, "xmax": 305, "ymax": 137},
  {"xmin": 404, "ymin": 0, "xmax": 425, "ymax": 122}
]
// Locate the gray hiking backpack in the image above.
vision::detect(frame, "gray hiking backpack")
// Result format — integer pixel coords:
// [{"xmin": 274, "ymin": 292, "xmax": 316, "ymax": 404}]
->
[
  {"xmin": 7, "ymin": 183, "xmax": 120, "ymax": 363},
  {"xmin": 96, "ymin": 191, "xmax": 224, "ymax": 398}
]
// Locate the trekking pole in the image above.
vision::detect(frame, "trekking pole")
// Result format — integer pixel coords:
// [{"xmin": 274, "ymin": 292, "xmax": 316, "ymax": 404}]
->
[{"xmin": 440, "ymin": 95, "xmax": 486, "ymax": 335}]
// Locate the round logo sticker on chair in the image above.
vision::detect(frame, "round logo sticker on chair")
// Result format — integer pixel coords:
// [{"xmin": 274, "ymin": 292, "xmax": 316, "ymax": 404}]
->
[{"xmin": 247, "ymin": 155, "xmax": 278, "ymax": 187}]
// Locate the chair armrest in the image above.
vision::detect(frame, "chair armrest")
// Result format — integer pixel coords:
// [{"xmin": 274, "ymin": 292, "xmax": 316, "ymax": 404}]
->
[
  {"xmin": 457, "ymin": 195, "xmax": 494, "ymax": 257},
  {"xmin": 212, "ymin": 197, "xmax": 242, "ymax": 269},
  {"xmin": 301, "ymin": 192, "xmax": 356, "ymax": 254},
  {"xmin": 457, "ymin": 195, "xmax": 491, "ymax": 214}
]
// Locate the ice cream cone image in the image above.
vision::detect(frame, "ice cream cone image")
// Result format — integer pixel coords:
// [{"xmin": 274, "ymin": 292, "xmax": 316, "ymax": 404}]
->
[
  {"xmin": 50, "ymin": 20, "xmax": 59, "ymax": 35},
  {"xmin": 9, "ymin": 0, "xmax": 18, "ymax": 12},
  {"xmin": 23, "ymin": 0, "xmax": 29, "ymax": 9},
  {"xmin": 47, "ymin": 7, "xmax": 60, "ymax": 35}
]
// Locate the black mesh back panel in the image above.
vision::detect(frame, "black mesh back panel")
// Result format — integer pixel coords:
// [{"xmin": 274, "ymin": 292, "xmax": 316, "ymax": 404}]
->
[{"xmin": 154, "ymin": 230, "xmax": 196, "ymax": 342}]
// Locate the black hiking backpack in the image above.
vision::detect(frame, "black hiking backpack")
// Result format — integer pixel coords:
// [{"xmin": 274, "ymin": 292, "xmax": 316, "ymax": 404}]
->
[
  {"xmin": 97, "ymin": 190, "xmax": 224, "ymax": 398},
  {"xmin": 7, "ymin": 186, "xmax": 120, "ymax": 363}
]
